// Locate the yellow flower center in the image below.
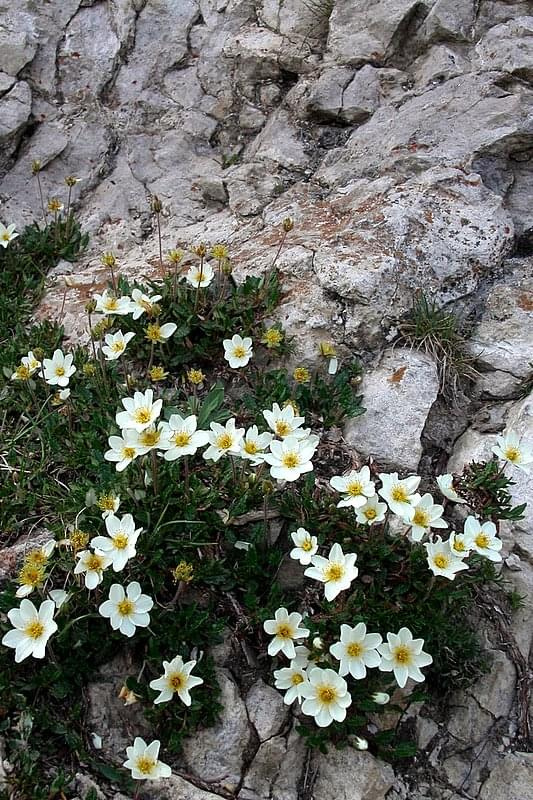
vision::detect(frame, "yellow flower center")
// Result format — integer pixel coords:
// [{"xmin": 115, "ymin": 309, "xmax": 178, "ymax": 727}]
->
[
  {"xmin": 347, "ymin": 642, "xmax": 363, "ymax": 658},
  {"xmin": 169, "ymin": 672, "xmax": 184, "ymax": 690},
  {"xmin": 393, "ymin": 645, "xmax": 412, "ymax": 664},
  {"xmin": 453, "ymin": 538, "xmax": 465, "ymax": 552},
  {"xmin": 112, "ymin": 533, "xmax": 129, "ymax": 550},
  {"xmin": 391, "ymin": 485, "xmax": 408, "ymax": 503},
  {"xmin": 98, "ymin": 495, "xmax": 116, "ymax": 511},
  {"xmin": 216, "ymin": 433, "xmax": 233, "ymax": 450},
  {"xmin": 276, "ymin": 624, "xmax": 293, "ymax": 639},
  {"xmin": 25, "ymin": 620, "xmax": 45, "ymax": 639},
  {"xmin": 15, "ymin": 365, "xmax": 31, "ymax": 380},
  {"xmin": 146, "ymin": 323, "xmax": 162, "ymax": 342},
  {"xmin": 86, "ymin": 553, "xmax": 104, "ymax": 571},
  {"xmin": 475, "ymin": 533, "xmax": 490, "ymax": 549},
  {"xmin": 194, "ymin": 269, "xmax": 205, "ymax": 283},
  {"xmin": 133, "ymin": 407, "xmax": 152, "ymax": 424},
  {"xmin": 365, "ymin": 508, "xmax": 377, "ymax": 520},
  {"xmin": 324, "ymin": 563, "xmax": 344, "ymax": 582},
  {"xmin": 282, "ymin": 452, "xmax": 299, "ymax": 468},
  {"xmin": 433, "ymin": 553, "xmax": 450, "ymax": 569},
  {"xmin": 275, "ymin": 421, "xmax": 291, "ymax": 436},
  {"xmin": 139, "ymin": 430, "xmax": 161, "ymax": 447},
  {"xmin": 104, "ymin": 298, "xmax": 118, "ymax": 311},
  {"xmin": 412, "ymin": 508, "xmax": 430, "ymax": 527},
  {"xmin": 504, "ymin": 446, "xmax": 520, "ymax": 462},
  {"xmin": 291, "ymin": 673, "xmax": 304, "ymax": 686},
  {"xmin": 347, "ymin": 481, "xmax": 363, "ymax": 497},
  {"xmin": 244, "ymin": 440, "xmax": 259, "ymax": 454},
  {"xmin": 55, "ymin": 366, "xmax": 66, "ymax": 377},
  {"xmin": 293, "ymin": 367, "xmax": 310, "ymax": 383},
  {"xmin": 135, "ymin": 755, "xmax": 156, "ymax": 775},
  {"xmin": 26, "ymin": 549, "xmax": 48, "ymax": 567},
  {"xmin": 117, "ymin": 598, "xmax": 135, "ymax": 616},
  {"xmin": 173, "ymin": 431, "xmax": 191, "ymax": 447},
  {"xmin": 187, "ymin": 369, "xmax": 204, "ymax": 385},
  {"xmin": 2, "ymin": 232, "xmax": 10, "ymax": 241},
  {"xmin": 301, "ymin": 538, "xmax": 313, "ymax": 552},
  {"xmin": 111, "ymin": 341, "xmax": 125, "ymax": 352},
  {"xmin": 317, "ymin": 686, "xmax": 337, "ymax": 705},
  {"xmin": 18, "ymin": 564, "xmax": 45, "ymax": 587},
  {"xmin": 264, "ymin": 328, "xmax": 283, "ymax": 346},
  {"xmin": 233, "ymin": 345, "xmax": 246, "ymax": 359},
  {"xmin": 122, "ymin": 447, "xmax": 136, "ymax": 459}
]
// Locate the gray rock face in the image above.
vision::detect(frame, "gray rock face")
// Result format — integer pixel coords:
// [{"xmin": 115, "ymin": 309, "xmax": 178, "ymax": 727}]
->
[
  {"xmin": 181, "ymin": 669, "xmax": 252, "ymax": 792},
  {"xmin": 345, "ymin": 348, "xmax": 440, "ymax": 472},
  {"xmin": 478, "ymin": 752, "xmax": 533, "ymax": 800},
  {"xmin": 245, "ymin": 679, "xmax": 288, "ymax": 742},
  {"xmin": 311, "ymin": 747, "xmax": 395, "ymax": 800},
  {"xmin": 0, "ymin": 81, "xmax": 31, "ymax": 169},
  {"xmin": 476, "ymin": 16, "xmax": 533, "ymax": 81}
]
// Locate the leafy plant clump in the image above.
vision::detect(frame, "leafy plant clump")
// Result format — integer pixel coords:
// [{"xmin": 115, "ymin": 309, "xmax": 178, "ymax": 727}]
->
[{"xmin": 0, "ymin": 201, "xmax": 529, "ymax": 797}]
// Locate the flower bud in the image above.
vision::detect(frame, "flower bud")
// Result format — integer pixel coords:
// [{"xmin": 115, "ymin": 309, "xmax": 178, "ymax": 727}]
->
[
  {"xmin": 151, "ymin": 194, "xmax": 163, "ymax": 213},
  {"xmin": 100, "ymin": 251, "xmax": 116, "ymax": 267},
  {"xmin": 31, "ymin": 159, "xmax": 42, "ymax": 174},
  {"xmin": 371, "ymin": 692, "xmax": 390, "ymax": 705},
  {"xmin": 222, "ymin": 258, "xmax": 233, "ymax": 276},
  {"xmin": 85, "ymin": 299, "xmax": 97, "ymax": 314},
  {"xmin": 353, "ymin": 736, "xmax": 368, "ymax": 750},
  {"xmin": 312, "ymin": 637, "xmax": 324, "ymax": 651},
  {"xmin": 194, "ymin": 243, "xmax": 207, "ymax": 257},
  {"xmin": 282, "ymin": 217, "xmax": 294, "ymax": 232},
  {"xmin": 32, "ymin": 347, "xmax": 45, "ymax": 361},
  {"xmin": 262, "ymin": 480, "xmax": 275, "ymax": 496}
]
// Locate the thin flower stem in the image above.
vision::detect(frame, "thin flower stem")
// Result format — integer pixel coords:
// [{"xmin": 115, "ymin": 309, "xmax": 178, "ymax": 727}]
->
[
  {"xmin": 157, "ymin": 212, "xmax": 164, "ymax": 278},
  {"xmin": 193, "ymin": 255, "xmax": 204, "ymax": 312},
  {"xmin": 151, "ymin": 450, "xmax": 159, "ymax": 496},
  {"xmin": 183, "ymin": 455, "xmax": 190, "ymax": 499},
  {"xmin": 36, "ymin": 173, "xmax": 47, "ymax": 226},
  {"xmin": 147, "ymin": 341, "xmax": 155, "ymax": 372}
]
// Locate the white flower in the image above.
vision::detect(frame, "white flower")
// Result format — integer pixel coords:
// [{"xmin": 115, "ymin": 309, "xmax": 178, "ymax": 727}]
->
[
  {"xmin": 378, "ymin": 473, "xmax": 421, "ymax": 519},
  {"xmin": 274, "ymin": 663, "xmax": 309, "ymax": 705},
  {"xmin": 463, "ymin": 516, "xmax": 503, "ymax": 562},
  {"xmin": 74, "ymin": 549, "xmax": 112, "ymax": 589},
  {"xmin": 299, "ymin": 667, "xmax": 352, "ymax": 727},
  {"xmin": 145, "ymin": 322, "xmax": 177, "ymax": 343},
  {"xmin": 223, "ymin": 334, "xmax": 253, "ymax": 368},
  {"xmin": 304, "ymin": 542, "xmax": 358, "ymax": 602},
  {"xmin": 239, "ymin": 425, "xmax": 274, "ymax": 466},
  {"xmin": 98, "ymin": 582, "xmax": 153, "ymax": 637},
  {"xmin": 436, "ymin": 474, "xmax": 466, "ymax": 504},
  {"xmin": 353, "ymin": 736, "xmax": 368, "ymax": 750},
  {"xmin": 448, "ymin": 531, "xmax": 471, "ymax": 559},
  {"xmin": 290, "ymin": 527, "xmax": 318, "ymax": 565},
  {"xmin": 115, "ymin": 389, "xmax": 162, "ymax": 432},
  {"xmin": 101, "ymin": 330, "xmax": 135, "ymax": 360},
  {"xmin": 94, "ymin": 289, "xmax": 132, "ymax": 316},
  {"xmin": 42, "ymin": 349, "xmax": 76, "ymax": 387},
  {"xmin": 0, "ymin": 222, "xmax": 19, "ymax": 247},
  {"xmin": 371, "ymin": 692, "xmax": 390, "ymax": 705},
  {"xmin": 378, "ymin": 627, "xmax": 433, "ymax": 689},
  {"xmin": 48, "ymin": 589, "xmax": 68, "ymax": 610},
  {"xmin": 123, "ymin": 738, "xmax": 171, "ymax": 780},
  {"xmin": 90, "ymin": 513, "xmax": 142, "ymax": 572},
  {"xmin": 130, "ymin": 288, "xmax": 162, "ymax": 320},
  {"xmin": 203, "ymin": 418, "xmax": 245, "ymax": 462},
  {"xmin": 149, "ymin": 655, "xmax": 203, "ymax": 705},
  {"xmin": 329, "ymin": 467, "xmax": 375, "ymax": 509},
  {"xmin": 159, "ymin": 414, "xmax": 209, "ymax": 461},
  {"xmin": 11, "ymin": 351, "xmax": 42, "ymax": 380},
  {"xmin": 424, "ymin": 536, "xmax": 469, "ymax": 580},
  {"xmin": 263, "ymin": 402, "xmax": 308, "ymax": 439},
  {"xmin": 292, "ymin": 645, "xmax": 311, "ymax": 667},
  {"xmin": 329, "ymin": 623, "xmax": 382, "ymax": 679},
  {"xmin": 263, "ymin": 435, "xmax": 318, "ymax": 482},
  {"xmin": 185, "ymin": 262, "xmax": 215, "ymax": 288},
  {"xmin": 492, "ymin": 431, "xmax": 533, "ymax": 473},
  {"xmin": 58, "ymin": 388, "xmax": 70, "ymax": 401},
  {"xmin": 404, "ymin": 493, "xmax": 448, "ymax": 542},
  {"xmin": 131, "ymin": 423, "xmax": 167, "ymax": 455},
  {"xmin": 263, "ymin": 607, "xmax": 310, "ymax": 659},
  {"xmin": 104, "ymin": 431, "xmax": 140, "ymax": 472},
  {"xmin": 2, "ymin": 599, "xmax": 57, "ymax": 662},
  {"xmin": 354, "ymin": 495, "xmax": 388, "ymax": 526}
]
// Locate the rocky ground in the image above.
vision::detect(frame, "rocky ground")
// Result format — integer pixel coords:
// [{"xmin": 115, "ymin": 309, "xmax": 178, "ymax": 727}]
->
[{"xmin": 1, "ymin": 0, "xmax": 533, "ymax": 798}]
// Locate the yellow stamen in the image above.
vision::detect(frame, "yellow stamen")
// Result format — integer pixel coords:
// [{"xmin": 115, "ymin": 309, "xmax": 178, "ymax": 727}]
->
[
  {"xmin": 324, "ymin": 563, "xmax": 344, "ymax": 582},
  {"xmin": 281, "ymin": 453, "xmax": 299, "ymax": 468},
  {"xmin": 25, "ymin": 620, "xmax": 45, "ymax": 639},
  {"xmin": 117, "ymin": 599, "xmax": 134, "ymax": 616}
]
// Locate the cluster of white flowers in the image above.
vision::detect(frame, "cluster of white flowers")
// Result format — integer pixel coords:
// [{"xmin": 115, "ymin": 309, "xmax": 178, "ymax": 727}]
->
[
  {"xmin": 265, "ymin": 609, "xmax": 432, "ymax": 727},
  {"xmin": 10, "ymin": 348, "xmax": 75, "ymax": 398},
  {"xmin": 105, "ymin": 393, "xmax": 320, "ymax": 482}
]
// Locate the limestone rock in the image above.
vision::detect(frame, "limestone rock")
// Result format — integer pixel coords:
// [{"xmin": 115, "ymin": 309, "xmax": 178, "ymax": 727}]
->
[
  {"xmin": 412, "ymin": 45, "xmax": 470, "ymax": 85},
  {"xmin": 245, "ymin": 679, "xmax": 288, "ymax": 742},
  {"xmin": 341, "ymin": 65, "xmax": 382, "ymax": 123},
  {"xmin": 307, "ymin": 66, "xmax": 355, "ymax": 120},
  {"xmin": 0, "ymin": 10, "xmax": 37, "ymax": 76},
  {"xmin": 344, "ymin": 348, "xmax": 440, "ymax": 472},
  {"xmin": 181, "ymin": 668, "xmax": 251, "ymax": 792},
  {"xmin": 144, "ymin": 774, "xmax": 221, "ymax": 800},
  {"xmin": 478, "ymin": 752, "xmax": 533, "ymax": 800},
  {"xmin": 0, "ymin": 81, "xmax": 31, "ymax": 167},
  {"xmin": 476, "ymin": 17, "xmax": 533, "ymax": 81},
  {"xmin": 238, "ymin": 728, "xmax": 306, "ymax": 800},
  {"xmin": 327, "ymin": 0, "xmax": 426, "ymax": 65},
  {"xmin": 469, "ymin": 266, "xmax": 533, "ymax": 397},
  {"xmin": 311, "ymin": 747, "xmax": 395, "ymax": 800},
  {"xmin": 247, "ymin": 109, "xmax": 308, "ymax": 169},
  {"xmin": 57, "ymin": 3, "xmax": 122, "ymax": 100},
  {"xmin": 421, "ymin": 0, "xmax": 476, "ymax": 43}
]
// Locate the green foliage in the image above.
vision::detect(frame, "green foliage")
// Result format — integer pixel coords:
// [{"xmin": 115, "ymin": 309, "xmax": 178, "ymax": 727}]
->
[
  {"xmin": 396, "ymin": 291, "xmax": 478, "ymax": 399},
  {"xmin": 459, "ymin": 458, "xmax": 526, "ymax": 522}
]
